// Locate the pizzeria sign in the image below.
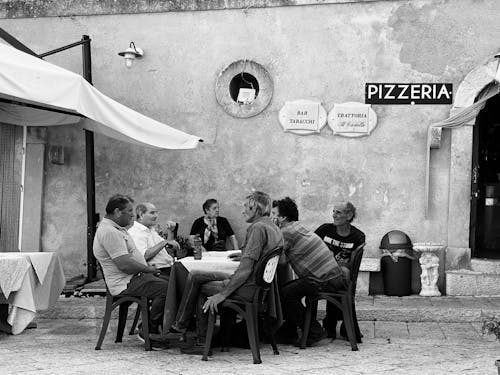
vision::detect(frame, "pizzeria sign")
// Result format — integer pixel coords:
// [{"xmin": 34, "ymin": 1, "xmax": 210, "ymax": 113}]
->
[{"xmin": 365, "ymin": 83, "xmax": 453, "ymax": 104}]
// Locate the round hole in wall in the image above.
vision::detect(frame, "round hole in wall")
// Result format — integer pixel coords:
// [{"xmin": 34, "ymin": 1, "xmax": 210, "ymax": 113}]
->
[
  {"xmin": 215, "ymin": 60, "xmax": 273, "ymax": 118},
  {"xmin": 229, "ymin": 73, "xmax": 260, "ymax": 103}
]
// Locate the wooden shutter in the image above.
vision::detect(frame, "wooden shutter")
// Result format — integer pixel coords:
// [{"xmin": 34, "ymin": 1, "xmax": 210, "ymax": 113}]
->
[{"xmin": 0, "ymin": 124, "xmax": 22, "ymax": 252}]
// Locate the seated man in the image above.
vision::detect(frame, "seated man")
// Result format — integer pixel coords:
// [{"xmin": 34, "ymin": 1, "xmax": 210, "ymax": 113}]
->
[
  {"xmin": 128, "ymin": 202, "xmax": 180, "ymax": 281},
  {"xmin": 315, "ymin": 202, "xmax": 365, "ymax": 339},
  {"xmin": 179, "ymin": 191, "xmax": 283, "ymax": 354},
  {"xmin": 272, "ymin": 197, "xmax": 348, "ymax": 346},
  {"xmin": 93, "ymin": 194, "xmax": 168, "ymax": 342}
]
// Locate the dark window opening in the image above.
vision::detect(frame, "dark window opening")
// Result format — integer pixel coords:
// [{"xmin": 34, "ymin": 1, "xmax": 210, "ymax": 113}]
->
[{"xmin": 229, "ymin": 73, "xmax": 259, "ymax": 103}]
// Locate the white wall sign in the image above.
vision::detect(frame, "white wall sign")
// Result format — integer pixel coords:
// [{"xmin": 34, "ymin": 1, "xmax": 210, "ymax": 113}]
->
[
  {"xmin": 278, "ymin": 100, "xmax": 327, "ymax": 135},
  {"xmin": 328, "ymin": 102, "xmax": 377, "ymax": 137}
]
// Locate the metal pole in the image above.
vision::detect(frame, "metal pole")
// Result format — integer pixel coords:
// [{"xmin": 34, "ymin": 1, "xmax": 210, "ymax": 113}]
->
[
  {"xmin": 82, "ymin": 35, "xmax": 98, "ymax": 282},
  {"xmin": 0, "ymin": 27, "xmax": 38, "ymax": 57}
]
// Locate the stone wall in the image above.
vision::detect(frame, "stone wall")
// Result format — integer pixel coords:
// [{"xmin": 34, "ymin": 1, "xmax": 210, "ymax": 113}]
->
[{"xmin": 2, "ymin": 0, "xmax": 499, "ymax": 291}]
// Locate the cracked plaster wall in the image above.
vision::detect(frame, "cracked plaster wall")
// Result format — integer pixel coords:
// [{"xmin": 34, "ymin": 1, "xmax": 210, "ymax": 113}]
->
[{"xmin": 1, "ymin": 0, "xmax": 499, "ymax": 291}]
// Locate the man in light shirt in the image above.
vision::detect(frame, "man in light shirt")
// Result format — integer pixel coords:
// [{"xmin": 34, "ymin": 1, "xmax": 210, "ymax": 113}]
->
[
  {"xmin": 93, "ymin": 195, "xmax": 167, "ymax": 336},
  {"xmin": 128, "ymin": 202, "xmax": 180, "ymax": 281}
]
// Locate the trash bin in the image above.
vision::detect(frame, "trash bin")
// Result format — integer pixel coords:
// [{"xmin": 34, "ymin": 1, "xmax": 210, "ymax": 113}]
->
[{"xmin": 380, "ymin": 230, "xmax": 413, "ymax": 296}]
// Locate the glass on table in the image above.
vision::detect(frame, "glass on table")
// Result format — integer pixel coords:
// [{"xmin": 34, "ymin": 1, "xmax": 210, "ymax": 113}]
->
[{"xmin": 190, "ymin": 234, "xmax": 203, "ymax": 260}]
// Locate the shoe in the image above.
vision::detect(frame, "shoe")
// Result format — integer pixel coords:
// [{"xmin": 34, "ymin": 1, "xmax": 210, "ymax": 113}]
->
[
  {"xmin": 180, "ymin": 342, "xmax": 212, "ymax": 356},
  {"xmin": 339, "ymin": 322, "xmax": 347, "ymax": 339},
  {"xmin": 308, "ymin": 330, "xmax": 328, "ymax": 346},
  {"xmin": 164, "ymin": 326, "xmax": 185, "ymax": 340},
  {"xmin": 323, "ymin": 318, "xmax": 337, "ymax": 339},
  {"xmin": 137, "ymin": 330, "xmax": 170, "ymax": 349},
  {"xmin": 293, "ymin": 330, "xmax": 328, "ymax": 347},
  {"xmin": 276, "ymin": 321, "xmax": 299, "ymax": 344},
  {"xmin": 326, "ymin": 329, "xmax": 336, "ymax": 340}
]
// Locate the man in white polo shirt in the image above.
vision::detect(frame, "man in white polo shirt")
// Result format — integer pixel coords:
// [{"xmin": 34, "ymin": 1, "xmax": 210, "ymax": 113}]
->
[{"xmin": 128, "ymin": 202, "xmax": 180, "ymax": 282}]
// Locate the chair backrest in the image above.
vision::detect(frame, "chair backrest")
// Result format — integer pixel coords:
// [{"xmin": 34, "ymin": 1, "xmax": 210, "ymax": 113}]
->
[
  {"xmin": 254, "ymin": 246, "xmax": 283, "ymax": 289},
  {"xmin": 347, "ymin": 243, "xmax": 366, "ymax": 296},
  {"xmin": 96, "ymin": 260, "xmax": 113, "ymax": 296}
]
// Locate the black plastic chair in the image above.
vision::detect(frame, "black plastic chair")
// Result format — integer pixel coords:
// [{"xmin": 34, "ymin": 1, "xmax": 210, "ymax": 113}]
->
[
  {"xmin": 202, "ymin": 246, "xmax": 283, "ymax": 364},
  {"xmin": 300, "ymin": 243, "xmax": 366, "ymax": 351},
  {"xmin": 95, "ymin": 265, "xmax": 152, "ymax": 351}
]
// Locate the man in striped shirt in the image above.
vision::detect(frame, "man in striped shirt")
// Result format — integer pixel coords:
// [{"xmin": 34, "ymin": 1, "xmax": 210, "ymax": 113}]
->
[{"xmin": 271, "ymin": 197, "xmax": 348, "ymax": 346}]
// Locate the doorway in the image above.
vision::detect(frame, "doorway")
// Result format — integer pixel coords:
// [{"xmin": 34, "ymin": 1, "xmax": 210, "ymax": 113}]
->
[
  {"xmin": 0, "ymin": 123, "xmax": 22, "ymax": 252},
  {"xmin": 470, "ymin": 91, "xmax": 500, "ymax": 258}
]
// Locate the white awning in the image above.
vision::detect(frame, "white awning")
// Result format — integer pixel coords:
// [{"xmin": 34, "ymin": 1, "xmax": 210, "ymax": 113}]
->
[{"xmin": 0, "ymin": 42, "xmax": 202, "ymax": 149}]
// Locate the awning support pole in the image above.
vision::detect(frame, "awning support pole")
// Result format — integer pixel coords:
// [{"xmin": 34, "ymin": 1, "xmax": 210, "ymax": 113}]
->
[{"xmin": 82, "ymin": 35, "xmax": 98, "ymax": 282}]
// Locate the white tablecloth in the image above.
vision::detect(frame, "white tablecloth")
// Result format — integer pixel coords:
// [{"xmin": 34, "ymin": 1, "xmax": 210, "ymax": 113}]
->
[
  {"xmin": 179, "ymin": 250, "xmax": 240, "ymax": 274},
  {"xmin": 0, "ymin": 252, "xmax": 65, "ymax": 334}
]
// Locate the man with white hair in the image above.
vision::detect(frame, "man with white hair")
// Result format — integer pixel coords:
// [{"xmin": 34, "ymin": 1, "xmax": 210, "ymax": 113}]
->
[
  {"xmin": 315, "ymin": 201, "xmax": 365, "ymax": 339},
  {"xmin": 179, "ymin": 191, "xmax": 283, "ymax": 354}
]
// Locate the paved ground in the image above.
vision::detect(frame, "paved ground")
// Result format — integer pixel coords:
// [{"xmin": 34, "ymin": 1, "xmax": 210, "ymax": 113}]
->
[
  {"xmin": 40, "ymin": 295, "xmax": 500, "ymax": 323},
  {"xmin": 1, "ymin": 318, "xmax": 499, "ymax": 375}
]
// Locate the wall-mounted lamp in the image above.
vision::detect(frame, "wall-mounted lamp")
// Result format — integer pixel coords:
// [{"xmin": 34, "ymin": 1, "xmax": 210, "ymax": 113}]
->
[{"xmin": 118, "ymin": 42, "xmax": 144, "ymax": 68}]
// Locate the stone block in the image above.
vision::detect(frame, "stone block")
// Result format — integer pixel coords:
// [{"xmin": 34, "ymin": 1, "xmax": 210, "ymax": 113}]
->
[
  {"xmin": 445, "ymin": 247, "xmax": 471, "ymax": 271},
  {"xmin": 438, "ymin": 322, "xmax": 483, "ymax": 341},
  {"xmin": 356, "ymin": 272, "xmax": 370, "ymax": 296},
  {"xmin": 374, "ymin": 321, "xmax": 408, "ymax": 340},
  {"xmin": 446, "ymin": 270, "xmax": 479, "ymax": 295},
  {"xmin": 447, "ymin": 269, "xmax": 500, "ymax": 296},
  {"xmin": 476, "ymin": 273, "xmax": 500, "ymax": 296},
  {"xmin": 407, "ymin": 322, "xmax": 445, "ymax": 341},
  {"xmin": 360, "ymin": 257, "xmax": 380, "ymax": 272},
  {"xmin": 470, "ymin": 259, "xmax": 500, "ymax": 273}
]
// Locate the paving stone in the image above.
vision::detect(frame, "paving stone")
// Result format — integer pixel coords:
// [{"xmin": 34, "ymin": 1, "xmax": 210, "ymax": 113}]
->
[
  {"xmin": 486, "ymin": 297, "xmax": 500, "ymax": 309},
  {"xmin": 39, "ymin": 295, "xmax": 496, "ymax": 324},
  {"xmin": 406, "ymin": 322, "xmax": 445, "ymax": 342},
  {"xmin": 458, "ymin": 296, "xmax": 495, "ymax": 308},
  {"xmin": 373, "ymin": 321, "xmax": 408, "ymax": 340},
  {"xmin": 358, "ymin": 321, "xmax": 374, "ymax": 339},
  {"xmin": 470, "ymin": 321, "xmax": 499, "ymax": 342},
  {"xmin": 3, "ymin": 318, "xmax": 499, "ymax": 374},
  {"xmin": 373, "ymin": 295, "xmax": 432, "ymax": 307},
  {"xmin": 355, "ymin": 296, "xmax": 374, "ymax": 307}
]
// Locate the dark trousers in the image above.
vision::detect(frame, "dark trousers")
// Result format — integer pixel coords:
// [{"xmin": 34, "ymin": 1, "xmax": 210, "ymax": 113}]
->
[
  {"xmin": 118, "ymin": 273, "xmax": 168, "ymax": 333},
  {"xmin": 323, "ymin": 300, "xmax": 343, "ymax": 333},
  {"xmin": 196, "ymin": 281, "xmax": 257, "ymax": 342},
  {"xmin": 281, "ymin": 276, "xmax": 347, "ymax": 339},
  {"xmin": 174, "ymin": 272, "xmax": 228, "ymax": 330},
  {"xmin": 158, "ymin": 267, "xmax": 171, "ymax": 282}
]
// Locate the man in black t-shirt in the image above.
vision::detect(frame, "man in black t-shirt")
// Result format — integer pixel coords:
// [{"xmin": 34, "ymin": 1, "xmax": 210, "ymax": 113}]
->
[{"xmin": 314, "ymin": 202, "xmax": 365, "ymax": 339}]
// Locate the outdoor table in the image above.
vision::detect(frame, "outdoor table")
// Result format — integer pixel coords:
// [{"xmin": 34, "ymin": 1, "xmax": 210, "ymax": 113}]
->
[
  {"xmin": 160, "ymin": 250, "xmax": 283, "ymax": 340},
  {"xmin": 0, "ymin": 252, "xmax": 65, "ymax": 334},
  {"xmin": 161, "ymin": 250, "xmax": 241, "ymax": 336}
]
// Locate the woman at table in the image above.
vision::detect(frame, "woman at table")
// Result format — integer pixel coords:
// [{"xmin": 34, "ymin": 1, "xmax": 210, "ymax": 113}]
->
[{"xmin": 190, "ymin": 199, "xmax": 238, "ymax": 251}]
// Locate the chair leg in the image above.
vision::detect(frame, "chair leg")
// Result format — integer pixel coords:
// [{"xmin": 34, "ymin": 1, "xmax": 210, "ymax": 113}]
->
[
  {"xmin": 253, "ymin": 304, "xmax": 260, "ymax": 346},
  {"xmin": 140, "ymin": 299, "xmax": 152, "ymax": 351},
  {"xmin": 244, "ymin": 304, "xmax": 261, "ymax": 364},
  {"xmin": 115, "ymin": 303, "xmax": 129, "ymax": 343},
  {"xmin": 267, "ymin": 317, "xmax": 280, "ymax": 355},
  {"xmin": 129, "ymin": 304, "xmax": 141, "ymax": 335},
  {"xmin": 352, "ymin": 301, "xmax": 362, "ymax": 343},
  {"xmin": 202, "ymin": 311, "xmax": 216, "ymax": 361},
  {"xmin": 300, "ymin": 299, "xmax": 313, "ymax": 349},
  {"xmin": 342, "ymin": 297, "xmax": 358, "ymax": 351},
  {"xmin": 95, "ymin": 298, "xmax": 114, "ymax": 350}
]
